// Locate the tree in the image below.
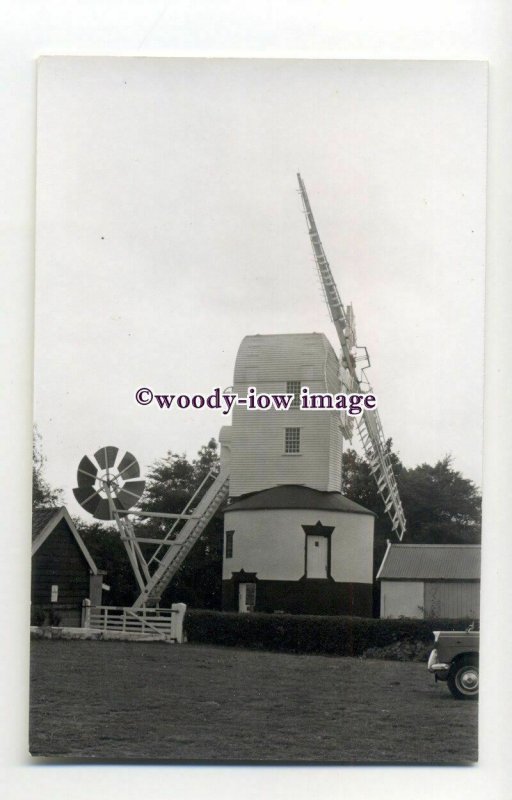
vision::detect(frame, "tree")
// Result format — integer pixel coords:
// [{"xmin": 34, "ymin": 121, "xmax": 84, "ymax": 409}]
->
[
  {"xmin": 32, "ymin": 425, "xmax": 63, "ymax": 509},
  {"xmin": 398, "ymin": 456, "xmax": 481, "ymax": 545},
  {"xmin": 342, "ymin": 443, "xmax": 400, "ymax": 575},
  {"xmin": 75, "ymin": 519, "xmax": 137, "ymax": 606},
  {"xmin": 137, "ymin": 437, "xmax": 219, "ymax": 533},
  {"xmin": 193, "ymin": 438, "xmax": 221, "ymax": 484},
  {"xmin": 342, "ymin": 445, "xmax": 482, "ymax": 574}
]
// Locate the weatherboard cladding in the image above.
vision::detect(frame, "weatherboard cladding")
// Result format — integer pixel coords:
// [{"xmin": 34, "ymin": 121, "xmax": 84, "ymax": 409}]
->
[
  {"xmin": 229, "ymin": 333, "xmax": 344, "ymax": 496},
  {"xmin": 233, "ymin": 333, "xmax": 340, "ymax": 387},
  {"xmin": 32, "ymin": 506, "xmax": 99, "ymax": 573},
  {"xmin": 31, "ymin": 517, "xmax": 92, "ymax": 606},
  {"xmin": 328, "ymin": 411, "xmax": 343, "ymax": 489},
  {"xmin": 378, "ymin": 544, "xmax": 481, "ymax": 581}
]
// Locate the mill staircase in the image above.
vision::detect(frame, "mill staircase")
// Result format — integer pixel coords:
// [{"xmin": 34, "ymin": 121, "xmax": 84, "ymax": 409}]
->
[{"xmin": 132, "ymin": 467, "xmax": 230, "ymax": 607}]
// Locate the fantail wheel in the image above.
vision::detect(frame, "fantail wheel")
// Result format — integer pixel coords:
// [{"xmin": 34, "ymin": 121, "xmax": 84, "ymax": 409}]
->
[{"xmin": 72, "ymin": 446, "xmax": 146, "ymax": 520}]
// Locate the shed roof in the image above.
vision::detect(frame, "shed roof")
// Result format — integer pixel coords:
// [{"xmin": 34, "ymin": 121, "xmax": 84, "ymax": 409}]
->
[
  {"xmin": 376, "ymin": 543, "xmax": 481, "ymax": 581},
  {"xmin": 226, "ymin": 485, "xmax": 375, "ymax": 515},
  {"xmin": 31, "ymin": 506, "xmax": 99, "ymax": 574},
  {"xmin": 32, "ymin": 507, "xmax": 60, "ymax": 540}
]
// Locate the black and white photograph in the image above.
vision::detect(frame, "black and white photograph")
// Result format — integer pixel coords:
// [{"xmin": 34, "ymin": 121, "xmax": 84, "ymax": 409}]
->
[{"xmin": 29, "ymin": 56, "xmax": 487, "ymax": 764}]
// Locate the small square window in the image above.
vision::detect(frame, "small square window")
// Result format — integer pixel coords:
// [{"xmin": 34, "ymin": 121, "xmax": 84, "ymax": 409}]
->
[
  {"xmin": 225, "ymin": 531, "xmax": 234, "ymax": 558},
  {"xmin": 284, "ymin": 427, "xmax": 300, "ymax": 454},
  {"xmin": 286, "ymin": 381, "xmax": 301, "ymax": 408}
]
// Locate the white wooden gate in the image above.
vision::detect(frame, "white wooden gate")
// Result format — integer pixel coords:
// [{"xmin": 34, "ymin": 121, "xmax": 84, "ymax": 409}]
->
[{"xmin": 86, "ymin": 603, "xmax": 186, "ymax": 642}]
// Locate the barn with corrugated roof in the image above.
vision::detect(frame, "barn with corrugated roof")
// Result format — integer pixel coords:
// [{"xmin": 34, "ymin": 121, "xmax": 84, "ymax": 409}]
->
[
  {"xmin": 219, "ymin": 332, "xmax": 375, "ymax": 616},
  {"xmin": 376, "ymin": 543, "xmax": 481, "ymax": 619},
  {"xmin": 31, "ymin": 506, "xmax": 106, "ymax": 626}
]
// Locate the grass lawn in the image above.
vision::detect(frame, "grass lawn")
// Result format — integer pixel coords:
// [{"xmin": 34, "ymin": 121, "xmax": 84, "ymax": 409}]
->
[{"xmin": 29, "ymin": 640, "xmax": 478, "ymax": 763}]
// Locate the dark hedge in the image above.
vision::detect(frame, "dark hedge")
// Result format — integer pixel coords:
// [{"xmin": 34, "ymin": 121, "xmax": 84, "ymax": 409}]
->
[{"xmin": 184, "ymin": 609, "xmax": 475, "ymax": 656}]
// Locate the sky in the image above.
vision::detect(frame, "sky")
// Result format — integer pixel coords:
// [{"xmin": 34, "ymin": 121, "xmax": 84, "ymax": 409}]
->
[{"xmin": 34, "ymin": 57, "xmax": 487, "ymax": 519}]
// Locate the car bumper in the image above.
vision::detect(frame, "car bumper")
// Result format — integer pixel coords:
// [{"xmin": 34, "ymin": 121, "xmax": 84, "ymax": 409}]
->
[{"xmin": 427, "ymin": 648, "xmax": 450, "ymax": 680}]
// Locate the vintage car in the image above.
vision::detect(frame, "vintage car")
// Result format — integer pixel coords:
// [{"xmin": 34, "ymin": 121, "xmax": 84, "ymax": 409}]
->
[{"xmin": 427, "ymin": 628, "xmax": 479, "ymax": 700}]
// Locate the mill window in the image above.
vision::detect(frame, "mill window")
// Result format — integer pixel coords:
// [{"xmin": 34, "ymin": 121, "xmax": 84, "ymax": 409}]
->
[
  {"xmin": 284, "ymin": 427, "xmax": 301, "ymax": 454},
  {"xmin": 286, "ymin": 381, "xmax": 302, "ymax": 408},
  {"xmin": 225, "ymin": 531, "xmax": 234, "ymax": 558}
]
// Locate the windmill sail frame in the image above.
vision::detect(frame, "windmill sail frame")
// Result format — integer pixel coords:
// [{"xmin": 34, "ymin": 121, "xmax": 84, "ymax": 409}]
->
[{"xmin": 297, "ymin": 173, "xmax": 406, "ymax": 541}]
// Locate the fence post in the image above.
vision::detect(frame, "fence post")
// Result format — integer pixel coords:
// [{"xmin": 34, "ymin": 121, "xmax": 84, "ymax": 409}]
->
[
  {"xmin": 171, "ymin": 603, "xmax": 186, "ymax": 643},
  {"xmin": 81, "ymin": 598, "xmax": 91, "ymax": 628}
]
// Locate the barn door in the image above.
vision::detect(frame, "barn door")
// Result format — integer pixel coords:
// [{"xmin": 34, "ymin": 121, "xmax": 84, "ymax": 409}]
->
[
  {"xmin": 424, "ymin": 582, "xmax": 480, "ymax": 619},
  {"xmin": 306, "ymin": 535, "xmax": 328, "ymax": 578}
]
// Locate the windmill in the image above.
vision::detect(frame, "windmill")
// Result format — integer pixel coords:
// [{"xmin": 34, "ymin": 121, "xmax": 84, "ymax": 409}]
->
[
  {"xmin": 73, "ymin": 446, "xmax": 230, "ymax": 607},
  {"xmin": 297, "ymin": 174, "xmax": 406, "ymax": 541},
  {"xmin": 71, "ymin": 175, "xmax": 403, "ymax": 615}
]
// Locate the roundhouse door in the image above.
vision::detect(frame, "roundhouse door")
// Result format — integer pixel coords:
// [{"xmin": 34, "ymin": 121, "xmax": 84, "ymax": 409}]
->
[
  {"xmin": 306, "ymin": 536, "xmax": 328, "ymax": 578},
  {"xmin": 238, "ymin": 582, "xmax": 256, "ymax": 613}
]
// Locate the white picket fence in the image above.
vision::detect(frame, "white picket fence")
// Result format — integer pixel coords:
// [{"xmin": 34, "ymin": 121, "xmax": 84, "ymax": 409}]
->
[{"xmin": 83, "ymin": 601, "xmax": 186, "ymax": 643}]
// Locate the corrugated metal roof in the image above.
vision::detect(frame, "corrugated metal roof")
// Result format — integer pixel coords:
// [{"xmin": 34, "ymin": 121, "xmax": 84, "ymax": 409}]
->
[
  {"xmin": 377, "ymin": 544, "xmax": 481, "ymax": 580},
  {"xmin": 226, "ymin": 485, "xmax": 375, "ymax": 515},
  {"xmin": 32, "ymin": 507, "xmax": 60, "ymax": 540}
]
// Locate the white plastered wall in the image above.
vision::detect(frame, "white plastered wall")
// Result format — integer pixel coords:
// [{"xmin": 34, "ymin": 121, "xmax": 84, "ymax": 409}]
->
[{"xmin": 223, "ymin": 507, "xmax": 373, "ymax": 583}]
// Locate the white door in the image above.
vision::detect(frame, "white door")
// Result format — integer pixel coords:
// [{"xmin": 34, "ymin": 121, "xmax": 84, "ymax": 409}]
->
[
  {"xmin": 238, "ymin": 582, "xmax": 256, "ymax": 613},
  {"xmin": 306, "ymin": 536, "xmax": 328, "ymax": 578}
]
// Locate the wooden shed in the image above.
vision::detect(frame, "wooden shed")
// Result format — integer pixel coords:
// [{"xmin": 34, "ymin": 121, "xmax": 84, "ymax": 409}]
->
[
  {"xmin": 31, "ymin": 506, "xmax": 105, "ymax": 627},
  {"xmin": 377, "ymin": 543, "xmax": 481, "ymax": 620}
]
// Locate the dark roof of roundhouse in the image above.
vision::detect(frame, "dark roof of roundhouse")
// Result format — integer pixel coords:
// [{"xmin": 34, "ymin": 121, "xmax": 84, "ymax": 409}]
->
[{"xmin": 225, "ymin": 485, "xmax": 375, "ymax": 515}]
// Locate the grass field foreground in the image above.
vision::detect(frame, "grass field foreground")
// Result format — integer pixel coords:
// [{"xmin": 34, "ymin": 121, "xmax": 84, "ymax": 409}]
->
[{"xmin": 30, "ymin": 640, "xmax": 478, "ymax": 762}]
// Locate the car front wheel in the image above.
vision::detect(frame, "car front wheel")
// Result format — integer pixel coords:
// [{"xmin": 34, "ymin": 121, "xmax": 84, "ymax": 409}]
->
[{"xmin": 447, "ymin": 655, "xmax": 479, "ymax": 700}]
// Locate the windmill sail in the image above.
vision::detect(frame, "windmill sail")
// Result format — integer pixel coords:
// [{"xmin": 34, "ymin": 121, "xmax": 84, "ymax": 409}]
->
[{"xmin": 297, "ymin": 173, "xmax": 406, "ymax": 541}]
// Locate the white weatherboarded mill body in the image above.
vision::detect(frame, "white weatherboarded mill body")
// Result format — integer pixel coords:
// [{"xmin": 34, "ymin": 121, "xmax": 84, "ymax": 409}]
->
[{"xmin": 219, "ymin": 333, "xmax": 375, "ymax": 615}]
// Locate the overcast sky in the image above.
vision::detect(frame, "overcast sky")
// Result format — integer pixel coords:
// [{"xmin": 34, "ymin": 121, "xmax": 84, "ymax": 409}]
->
[{"xmin": 34, "ymin": 57, "xmax": 487, "ymax": 519}]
